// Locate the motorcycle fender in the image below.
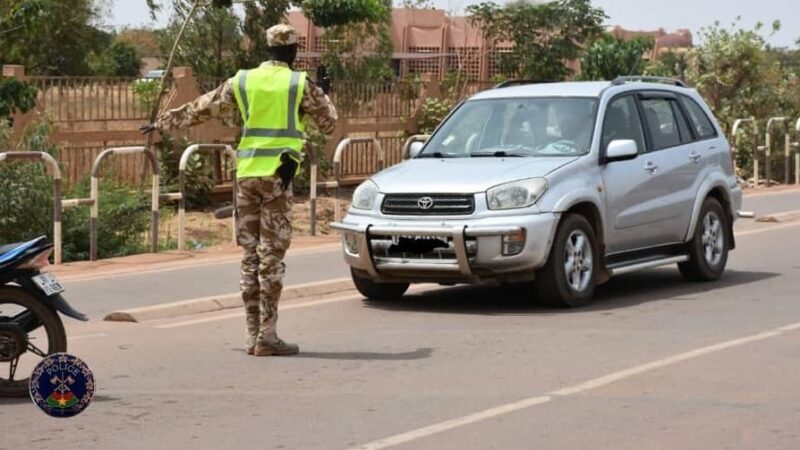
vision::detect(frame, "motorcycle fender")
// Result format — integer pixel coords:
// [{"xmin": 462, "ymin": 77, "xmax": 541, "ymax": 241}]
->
[{"xmin": 15, "ymin": 276, "xmax": 89, "ymax": 322}]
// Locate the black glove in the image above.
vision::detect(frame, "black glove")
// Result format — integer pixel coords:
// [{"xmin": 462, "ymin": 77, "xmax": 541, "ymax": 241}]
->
[
  {"xmin": 139, "ymin": 123, "xmax": 157, "ymax": 135},
  {"xmin": 318, "ymin": 76, "xmax": 331, "ymax": 95},
  {"xmin": 276, "ymin": 153, "xmax": 298, "ymax": 191}
]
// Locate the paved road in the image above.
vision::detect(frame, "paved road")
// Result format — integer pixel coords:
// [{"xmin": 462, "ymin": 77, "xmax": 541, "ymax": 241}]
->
[
  {"xmin": 63, "ymin": 246, "xmax": 348, "ymax": 318},
  {"xmin": 2, "ymin": 190, "xmax": 800, "ymax": 449},
  {"xmin": 60, "ymin": 189, "xmax": 800, "ymax": 319}
]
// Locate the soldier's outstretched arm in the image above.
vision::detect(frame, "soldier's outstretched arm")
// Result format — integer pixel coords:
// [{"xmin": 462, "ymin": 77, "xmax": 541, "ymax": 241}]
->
[
  {"xmin": 300, "ymin": 78, "xmax": 338, "ymax": 135},
  {"xmin": 150, "ymin": 79, "xmax": 237, "ymax": 132}
]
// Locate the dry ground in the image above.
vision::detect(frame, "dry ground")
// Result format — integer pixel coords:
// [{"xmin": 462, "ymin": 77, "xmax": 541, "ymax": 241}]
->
[{"xmin": 159, "ymin": 196, "xmax": 351, "ymax": 249}]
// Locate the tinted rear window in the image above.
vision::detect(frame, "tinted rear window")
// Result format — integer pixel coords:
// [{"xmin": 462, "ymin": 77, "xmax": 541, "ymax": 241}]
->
[{"xmin": 680, "ymin": 96, "xmax": 718, "ymax": 139}]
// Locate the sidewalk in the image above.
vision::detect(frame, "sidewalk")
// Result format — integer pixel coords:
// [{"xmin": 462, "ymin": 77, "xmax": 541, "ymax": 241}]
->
[{"xmin": 51, "ymin": 235, "xmax": 340, "ymax": 282}]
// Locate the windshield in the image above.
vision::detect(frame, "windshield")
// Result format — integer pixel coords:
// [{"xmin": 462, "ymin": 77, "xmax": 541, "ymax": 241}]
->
[{"xmin": 419, "ymin": 97, "xmax": 598, "ymax": 158}]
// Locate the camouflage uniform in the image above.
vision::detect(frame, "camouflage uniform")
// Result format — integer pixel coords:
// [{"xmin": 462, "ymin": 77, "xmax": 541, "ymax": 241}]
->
[{"xmin": 155, "ymin": 24, "xmax": 338, "ymax": 354}]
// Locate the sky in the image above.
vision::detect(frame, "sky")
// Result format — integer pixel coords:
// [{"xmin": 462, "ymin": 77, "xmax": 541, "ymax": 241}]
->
[{"xmin": 109, "ymin": 0, "xmax": 800, "ymax": 48}]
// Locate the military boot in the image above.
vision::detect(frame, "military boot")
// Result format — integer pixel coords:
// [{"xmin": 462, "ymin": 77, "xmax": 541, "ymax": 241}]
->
[{"xmin": 253, "ymin": 338, "xmax": 299, "ymax": 356}]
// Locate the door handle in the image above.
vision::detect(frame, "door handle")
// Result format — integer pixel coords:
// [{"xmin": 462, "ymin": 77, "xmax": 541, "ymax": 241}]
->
[
  {"xmin": 689, "ymin": 151, "xmax": 702, "ymax": 163},
  {"xmin": 643, "ymin": 161, "xmax": 658, "ymax": 174}
]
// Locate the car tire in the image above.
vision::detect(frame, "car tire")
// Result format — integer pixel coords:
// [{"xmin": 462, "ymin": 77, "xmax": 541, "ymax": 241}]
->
[
  {"xmin": 351, "ymin": 269, "xmax": 410, "ymax": 300},
  {"xmin": 534, "ymin": 213, "xmax": 598, "ymax": 308},
  {"xmin": 679, "ymin": 197, "xmax": 729, "ymax": 282}
]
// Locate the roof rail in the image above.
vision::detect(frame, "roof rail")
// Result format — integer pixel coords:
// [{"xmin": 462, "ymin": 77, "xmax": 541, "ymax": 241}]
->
[
  {"xmin": 493, "ymin": 79, "xmax": 555, "ymax": 89},
  {"xmin": 611, "ymin": 76, "xmax": 686, "ymax": 87}
]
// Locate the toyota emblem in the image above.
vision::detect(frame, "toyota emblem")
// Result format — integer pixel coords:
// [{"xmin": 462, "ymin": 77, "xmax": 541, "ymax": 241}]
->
[{"xmin": 417, "ymin": 196, "xmax": 434, "ymax": 210}]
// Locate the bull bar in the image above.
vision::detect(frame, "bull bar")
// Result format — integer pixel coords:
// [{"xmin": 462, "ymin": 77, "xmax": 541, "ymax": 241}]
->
[{"xmin": 331, "ymin": 222, "xmax": 523, "ymax": 279}]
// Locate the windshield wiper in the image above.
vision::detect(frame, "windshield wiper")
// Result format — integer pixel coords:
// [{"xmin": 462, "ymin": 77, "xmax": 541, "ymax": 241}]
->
[
  {"xmin": 418, "ymin": 151, "xmax": 458, "ymax": 158},
  {"xmin": 470, "ymin": 150, "xmax": 528, "ymax": 157}
]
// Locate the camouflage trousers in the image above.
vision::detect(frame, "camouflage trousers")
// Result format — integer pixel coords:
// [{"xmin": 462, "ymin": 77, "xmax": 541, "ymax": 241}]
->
[{"xmin": 236, "ymin": 176, "xmax": 293, "ymax": 345}]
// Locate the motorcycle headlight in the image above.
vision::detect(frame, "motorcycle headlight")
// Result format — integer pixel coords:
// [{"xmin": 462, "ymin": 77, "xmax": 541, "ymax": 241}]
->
[
  {"xmin": 486, "ymin": 178, "xmax": 548, "ymax": 210},
  {"xmin": 352, "ymin": 180, "xmax": 379, "ymax": 210}
]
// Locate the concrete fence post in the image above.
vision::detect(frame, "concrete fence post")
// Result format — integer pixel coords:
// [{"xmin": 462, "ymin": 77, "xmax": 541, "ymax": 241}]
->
[
  {"xmin": 765, "ymin": 117, "xmax": 787, "ymax": 187},
  {"xmin": 331, "ymin": 138, "xmax": 385, "ymax": 223},
  {"xmin": 91, "ymin": 147, "xmax": 159, "ymax": 261},
  {"xmin": 161, "ymin": 144, "xmax": 237, "ymax": 250}
]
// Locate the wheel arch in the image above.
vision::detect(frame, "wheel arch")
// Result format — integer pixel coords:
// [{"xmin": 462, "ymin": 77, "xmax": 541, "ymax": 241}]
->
[
  {"xmin": 686, "ymin": 183, "xmax": 736, "ymax": 250},
  {"xmin": 561, "ymin": 200, "xmax": 610, "ymax": 284}
]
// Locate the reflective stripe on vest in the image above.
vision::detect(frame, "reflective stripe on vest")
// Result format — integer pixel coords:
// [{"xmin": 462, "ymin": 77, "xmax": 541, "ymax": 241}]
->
[{"xmin": 232, "ymin": 66, "xmax": 307, "ymax": 178}]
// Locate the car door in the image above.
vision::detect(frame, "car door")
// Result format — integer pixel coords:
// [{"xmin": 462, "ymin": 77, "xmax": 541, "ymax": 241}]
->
[
  {"xmin": 601, "ymin": 92, "xmax": 698, "ymax": 253},
  {"xmin": 637, "ymin": 92, "xmax": 702, "ymax": 244},
  {"xmin": 600, "ymin": 93, "xmax": 665, "ymax": 253}
]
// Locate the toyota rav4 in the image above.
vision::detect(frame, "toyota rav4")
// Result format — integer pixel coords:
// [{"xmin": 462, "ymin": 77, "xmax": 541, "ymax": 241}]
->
[{"xmin": 332, "ymin": 77, "xmax": 746, "ymax": 307}]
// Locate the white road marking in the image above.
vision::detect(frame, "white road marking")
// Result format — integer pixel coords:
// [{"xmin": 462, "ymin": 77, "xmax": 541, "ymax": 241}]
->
[
  {"xmin": 347, "ymin": 321, "xmax": 800, "ymax": 450},
  {"xmin": 68, "ymin": 333, "xmax": 109, "ymax": 341}
]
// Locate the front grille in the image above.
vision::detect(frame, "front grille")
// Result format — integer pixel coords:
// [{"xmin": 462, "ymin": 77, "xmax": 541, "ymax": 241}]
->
[{"xmin": 381, "ymin": 194, "xmax": 475, "ymax": 216}]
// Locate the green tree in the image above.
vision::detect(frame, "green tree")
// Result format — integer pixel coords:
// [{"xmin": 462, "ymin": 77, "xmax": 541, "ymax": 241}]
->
[
  {"xmin": 685, "ymin": 19, "xmax": 788, "ymax": 179},
  {"xmin": 0, "ymin": 0, "xmax": 111, "ymax": 75},
  {"xmin": 235, "ymin": 0, "xmax": 291, "ymax": 68},
  {"xmin": 89, "ymin": 41, "xmax": 143, "ymax": 77},
  {"xmin": 0, "ymin": 77, "xmax": 37, "ymax": 124},
  {"xmin": 158, "ymin": 2, "xmax": 241, "ymax": 78},
  {"xmin": 644, "ymin": 50, "xmax": 690, "ymax": 81},
  {"xmin": 687, "ymin": 19, "xmax": 783, "ymax": 129},
  {"xmin": 321, "ymin": 0, "xmax": 394, "ymax": 82},
  {"xmin": 579, "ymin": 36, "xmax": 654, "ymax": 81},
  {"xmin": 468, "ymin": 0, "xmax": 606, "ymax": 81}
]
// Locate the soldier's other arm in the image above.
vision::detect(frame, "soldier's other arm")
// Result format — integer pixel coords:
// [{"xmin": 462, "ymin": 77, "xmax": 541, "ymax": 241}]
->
[
  {"xmin": 300, "ymin": 78, "xmax": 338, "ymax": 135},
  {"xmin": 153, "ymin": 79, "xmax": 237, "ymax": 131}
]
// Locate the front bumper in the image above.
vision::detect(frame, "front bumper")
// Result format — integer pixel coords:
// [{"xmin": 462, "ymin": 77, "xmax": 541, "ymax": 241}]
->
[{"xmin": 331, "ymin": 213, "xmax": 559, "ymax": 283}]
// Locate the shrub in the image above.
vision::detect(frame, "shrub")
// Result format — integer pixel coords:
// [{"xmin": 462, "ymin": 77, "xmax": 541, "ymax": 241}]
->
[
  {"xmin": 60, "ymin": 179, "xmax": 151, "ymax": 261},
  {"xmin": 0, "ymin": 119, "xmax": 59, "ymax": 245},
  {"xmin": 0, "ymin": 118, "xmax": 151, "ymax": 262},
  {"xmin": 155, "ymin": 133, "xmax": 214, "ymax": 210},
  {"xmin": 417, "ymin": 97, "xmax": 453, "ymax": 134}
]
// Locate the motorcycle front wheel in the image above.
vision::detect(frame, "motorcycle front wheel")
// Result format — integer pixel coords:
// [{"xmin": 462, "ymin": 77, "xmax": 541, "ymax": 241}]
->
[{"xmin": 0, "ymin": 286, "xmax": 67, "ymax": 397}]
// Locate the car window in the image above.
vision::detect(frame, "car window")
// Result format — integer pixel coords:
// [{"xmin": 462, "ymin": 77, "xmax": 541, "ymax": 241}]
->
[
  {"xmin": 680, "ymin": 96, "xmax": 718, "ymax": 139},
  {"xmin": 421, "ymin": 97, "xmax": 598, "ymax": 158},
  {"xmin": 601, "ymin": 95, "xmax": 646, "ymax": 154},
  {"xmin": 639, "ymin": 97, "xmax": 682, "ymax": 151},
  {"xmin": 670, "ymin": 101, "xmax": 693, "ymax": 144}
]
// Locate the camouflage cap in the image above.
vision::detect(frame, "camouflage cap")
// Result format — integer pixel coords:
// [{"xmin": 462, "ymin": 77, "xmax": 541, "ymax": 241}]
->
[{"xmin": 267, "ymin": 24, "xmax": 298, "ymax": 47}]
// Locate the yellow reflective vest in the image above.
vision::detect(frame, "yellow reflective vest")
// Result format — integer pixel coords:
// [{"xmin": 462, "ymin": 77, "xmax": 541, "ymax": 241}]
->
[{"xmin": 232, "ymin": 64, "xmax": 307, "ymax": 179}]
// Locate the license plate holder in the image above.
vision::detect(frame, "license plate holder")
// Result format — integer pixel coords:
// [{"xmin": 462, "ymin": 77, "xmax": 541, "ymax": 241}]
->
[
  {"xmin": 390, "ymin": 236, "xmax": 450, "ymax": 254},
  {"xmin": 32, "ymin": 273, "xmax": 65, "ymax": 296}
]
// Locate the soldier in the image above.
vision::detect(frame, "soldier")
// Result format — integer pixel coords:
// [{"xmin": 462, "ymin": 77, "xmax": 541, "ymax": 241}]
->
[{"xmin": 141, "ymin": 24, "xmax": 338, "ymax": 356}]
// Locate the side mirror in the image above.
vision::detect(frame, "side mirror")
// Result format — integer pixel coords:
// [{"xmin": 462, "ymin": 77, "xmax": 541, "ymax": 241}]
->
[
  {"xmin": 408, "ymin": 141, "xmax": 425, "ymax": 159},
  {"xmin": 605, "ymin": 139, "xmax": 639, "ymax": 161}
]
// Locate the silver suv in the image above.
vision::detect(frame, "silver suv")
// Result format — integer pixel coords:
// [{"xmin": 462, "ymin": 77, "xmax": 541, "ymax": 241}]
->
[{"xmin": 332, "ymin": 77, "xmax": 745, "ymax": 307}]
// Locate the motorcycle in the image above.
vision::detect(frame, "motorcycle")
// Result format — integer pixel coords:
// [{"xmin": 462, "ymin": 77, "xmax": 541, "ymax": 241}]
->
[{"xmin": 0, "ymin": 236, "xmax": 87, "ymax": 397}]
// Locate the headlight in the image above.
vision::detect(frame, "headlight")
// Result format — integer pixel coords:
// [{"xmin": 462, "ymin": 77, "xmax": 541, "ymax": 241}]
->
[
  {"xmin": 352, "ymin": 180, "xmax": 379, "ymax": 210},
  {"xmin": 486, "ymin": 178, "xmax": 548, "ymax": 210}
]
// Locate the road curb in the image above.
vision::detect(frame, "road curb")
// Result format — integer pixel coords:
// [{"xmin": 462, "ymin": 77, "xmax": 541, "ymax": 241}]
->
[
  {"xmin": 103, "ymin": 277, "xmax": 354, "ymax": 323},
  {"xmin": 755, "ymin": 209, "xmax": 800, "ymax": 223}
]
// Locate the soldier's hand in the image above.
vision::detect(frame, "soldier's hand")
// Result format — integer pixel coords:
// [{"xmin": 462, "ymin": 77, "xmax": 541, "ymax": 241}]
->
[
  {"xmin": 319, "ymin": 77, "xmax": 331, "ymax": 95},
  {"xmin": 139, "ymin": 123, "xmax": 157, "ymax": 135}
]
